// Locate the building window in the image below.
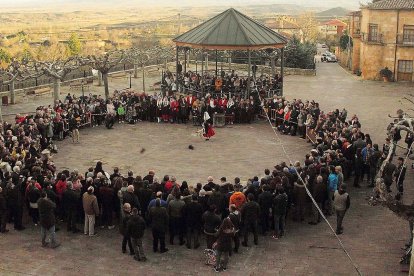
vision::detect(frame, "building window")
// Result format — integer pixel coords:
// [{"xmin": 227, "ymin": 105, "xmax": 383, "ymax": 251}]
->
[
  {"xmin": 403, "ymin": 25, "xmax": 414, "ymax": 44},
  {"xmin": 368, "ymin": 24, "xmax": 379, "ymax": 42},
  {"xmin": 398, "ymin": 60, "xmax": 413, "ymax": 81}
]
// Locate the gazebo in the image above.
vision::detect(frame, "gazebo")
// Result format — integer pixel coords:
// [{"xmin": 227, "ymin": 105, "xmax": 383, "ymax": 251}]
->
[{"xmin": 173, "ymin": 8, "xmax": 288, "ymax": 96}]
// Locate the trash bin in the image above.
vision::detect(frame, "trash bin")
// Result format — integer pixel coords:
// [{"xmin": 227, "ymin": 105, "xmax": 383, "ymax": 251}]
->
[
  {"xmin": 213, "ymin": 113, "xmax": 225, "ymax": 127},
  {"xmin": 2, "ymin": 96, "xmax": 8, "ymax": 106}
]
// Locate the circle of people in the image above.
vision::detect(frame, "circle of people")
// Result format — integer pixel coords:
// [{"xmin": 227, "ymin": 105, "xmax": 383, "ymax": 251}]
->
[{"xmin": 0, "ymin": 90, "xmax": 408, "ymax": 273}]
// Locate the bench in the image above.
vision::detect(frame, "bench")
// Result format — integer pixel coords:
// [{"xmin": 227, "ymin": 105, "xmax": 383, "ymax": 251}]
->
[
  {"xmin": 34, "ymin": 87, "xmax": 52, "ymax": 97},
  {"xmin": 70, "ymin": 82, "xmax": 89, "ymax": 91},
  {"xmin": 109, "ymin": 72, "xmax": 128, "ymax": 79}
]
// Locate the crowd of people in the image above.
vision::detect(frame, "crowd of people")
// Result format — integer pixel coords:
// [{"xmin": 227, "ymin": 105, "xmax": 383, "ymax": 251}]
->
[
  {"xmin": 163, "ymin": 67, "xmax": 283, "ymax": 99},
  {"xmin": 0, "ymin": 88, "xmax": 408, "ymax": 272}
]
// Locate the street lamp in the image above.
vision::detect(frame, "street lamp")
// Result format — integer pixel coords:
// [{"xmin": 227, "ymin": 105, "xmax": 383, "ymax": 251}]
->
[{"xmin": 129, "ymin": 71, "xmax": 132, "ymax": 89}]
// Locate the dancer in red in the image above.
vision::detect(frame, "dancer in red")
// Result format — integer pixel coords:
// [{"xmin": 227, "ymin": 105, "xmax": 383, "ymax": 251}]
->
[{"xmin": 203, "ymin": 112, "xmax": 215, "ymax": 141}]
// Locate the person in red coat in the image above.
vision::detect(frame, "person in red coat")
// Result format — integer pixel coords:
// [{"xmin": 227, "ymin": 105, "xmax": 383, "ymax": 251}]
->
[
  {"xmin": 170, "ymin": 97, "xmax": 179, "ymax": 123},
  {"xmin": 218, "ymin": 96, "xmax": 228, "ymax": 113},
  {"xmin": 203, "ymin": 112, "xmax": 215, "ymax": 141}
]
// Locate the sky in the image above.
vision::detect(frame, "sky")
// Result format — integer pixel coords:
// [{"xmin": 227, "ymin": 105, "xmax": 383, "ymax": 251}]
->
[{"xmin": 0, "ymin": 0, "xmax": 367, "ymax": 10}]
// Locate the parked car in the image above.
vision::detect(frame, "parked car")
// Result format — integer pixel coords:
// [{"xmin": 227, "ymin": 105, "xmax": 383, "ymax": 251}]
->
[
  {"xmin": 321, "ymin": 52, "xmax": 337, "ymax": 63},
  {"xmin": 326, "ymin": 54, "xmax": 337, "ymax": 63}
]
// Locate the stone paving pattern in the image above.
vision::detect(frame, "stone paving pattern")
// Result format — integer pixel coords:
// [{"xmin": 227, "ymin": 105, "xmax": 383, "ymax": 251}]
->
[{"xmin": 0, "ymin": 63, "xmax": 414, "ymax": 275}]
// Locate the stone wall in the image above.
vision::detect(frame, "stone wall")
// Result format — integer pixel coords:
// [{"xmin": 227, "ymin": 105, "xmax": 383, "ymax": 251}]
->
[{"xmin": 356, "ymin": 8, "xmax": 414, "ymax": 81}]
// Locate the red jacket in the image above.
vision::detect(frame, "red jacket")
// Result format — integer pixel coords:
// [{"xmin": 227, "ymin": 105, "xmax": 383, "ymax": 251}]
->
[
  {"xmin": 55, "ymin": 180, "xmax": 67, "ymax": 199},
  {"xmin": 170, "ymin": 100, "xmax": 179, "ymax": 112},
  {"xmin": 186, "ymin": 96, "xmax": 196, "ymax": 106},
  {"xmin": 218, "ymin": 98, "xmax": 228, "ymax": 108}
]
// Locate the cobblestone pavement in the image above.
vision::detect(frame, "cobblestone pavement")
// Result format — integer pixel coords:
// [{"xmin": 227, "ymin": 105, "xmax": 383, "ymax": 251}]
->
[{"xmin": 1, "ymin": 63, "xmax": 413, "ymax": 275}]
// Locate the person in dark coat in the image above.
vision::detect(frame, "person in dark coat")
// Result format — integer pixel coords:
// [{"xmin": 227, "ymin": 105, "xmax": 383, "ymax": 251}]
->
[
  {"xmin": 394, "ymin": 157, "xmax": 407, "ymax": 195},
  {"xmin": 62, "ymin": 182, "xmax": 81, "ymax": 233},
  {"xmin": 228, "ymin": 204, "xmax": 241, "ymax": 253},
  {"xmin": 182, "ymin": 194, "xmax": 203, "ymax": 249},
  {"xmin": 167, "ymin": 193, "xmax": 186, "ymax": 245},
  {"xmin": 137, "ymin": 181, "xmax": 152, "ymax": 221},
  {"xmin": 0, "ymin": 187, "xmax": 8, "ymax": 233},
  {"xmin": 202, "ymin": 204, "xmax": 221, "ymax": 249},
  {"xmin": 123, "ymin": 185, "xmax": 141, "ymax": 211},
  {"xmin": 120, "ymin": 203, "xmax": 134, "ymax": 255},
  {"xmin": 127, "ymin": 208, "xmax": 146, "ymax": 261},
  {"xmin": 293, "ymin": 180, "xmax": 307, "ymax": 222},
  {"xmin": 272, "ymin": 186, "xmax": 288, "ymax": 239},
  {"xmin": 5, "ymin": 178, "xmax": 25, "ymax": 231},
  {"xmin": 207, "ymin": 188, "xmax": 226, "ymax": 217},
  {"xmin": 148, "ymin": 198, "xmax": 169, "ymax": 253},
  {"xmin": 309, "ymin": 175, "xmax": 326, "ymax": 225},
  {"xmin": 214, "ymin": 217, "xmax": 235, "ymax": 272},
  {"xmin": 382, "ymin": 158, "xmax": 396, "ymax": 192},
  {"xmin": 37, "ymin": 192, "xmax": 60, "ymax": 248},
  {"xmin": 241, "ymin": 193, "xmax": 260, "ymax": 246},
  {"xmin": 99, "ymin": 181, "xmax": 116, "ymax": 229},
  {"xmin": 28, "ymin": 181, "xmax": 41, "ymax": 225},
  {"xmin": 258, "ymin": 185, "xmax": 273, "ymax": 235}
]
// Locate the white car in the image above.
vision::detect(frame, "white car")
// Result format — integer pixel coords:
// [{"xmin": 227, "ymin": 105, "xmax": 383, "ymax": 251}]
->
[{"xmin": 325, "ymin": 53, "xmax": 337, "ymax": 63}]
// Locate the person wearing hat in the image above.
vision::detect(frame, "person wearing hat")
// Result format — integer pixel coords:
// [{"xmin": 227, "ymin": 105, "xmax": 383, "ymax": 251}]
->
[
  {"xmin": 333, "ymin": 184, "xmax": 350, "ymax": 235},
  {"xmin": 82, "ymin": 186, "xmax": 100, "ymax": 236}
]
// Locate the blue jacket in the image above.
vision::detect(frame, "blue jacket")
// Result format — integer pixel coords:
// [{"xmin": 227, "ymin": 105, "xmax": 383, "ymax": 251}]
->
[
  {"xmin": 361, "ymin": 147, "xmax": 374, "ymax": 162},
  {"xmin": 328, "ymin": 173, "xmax": 338, "ymax": 192}
]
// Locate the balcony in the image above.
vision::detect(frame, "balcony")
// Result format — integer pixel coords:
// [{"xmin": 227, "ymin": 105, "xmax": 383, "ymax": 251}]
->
[
  {"xmin": 361, "ymin": 32, "xmax": 383, "ymax": 44},
  {"xmin": 397, "ymin": 34, "xmax": 414, "ymax": 47}
]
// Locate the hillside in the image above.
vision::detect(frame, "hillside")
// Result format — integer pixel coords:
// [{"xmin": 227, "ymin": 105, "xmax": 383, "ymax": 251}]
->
[{"xmin": 316, "ymin": 7, "xmax": 351, "ymax": 17}]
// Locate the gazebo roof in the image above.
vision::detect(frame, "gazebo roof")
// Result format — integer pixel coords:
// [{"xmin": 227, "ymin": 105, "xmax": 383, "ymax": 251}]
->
[{"xmin": 173, "ymin": 8, "xmax": 287, "ymax": 50}]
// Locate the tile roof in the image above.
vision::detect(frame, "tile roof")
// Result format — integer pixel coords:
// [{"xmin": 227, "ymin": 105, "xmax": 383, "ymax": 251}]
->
[
  {"xmin": 365, "ymin": 0, "xmax": 414, "ymax": 10},
  {"xmin": 173, "ymin": 8, "xmax": 287, "ymax": 49}
]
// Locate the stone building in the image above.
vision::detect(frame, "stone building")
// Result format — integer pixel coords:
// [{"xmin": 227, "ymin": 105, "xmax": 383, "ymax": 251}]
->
[
  {"xmin": 349, "ymin": 0, "xmax": 414, "ymax": 81},
  {"xmin": 265, "ymin": 16, "xmax": 304, "ymax": 42},
  {"xmin": 318, "ymin": 19, "xmax": 347, "ymax": 36}
]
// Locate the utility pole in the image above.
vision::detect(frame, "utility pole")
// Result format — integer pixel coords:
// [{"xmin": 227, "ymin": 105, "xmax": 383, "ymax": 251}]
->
[{"xmin": 177, "ymin": 13, "xmax": 181, "ymax": 35}]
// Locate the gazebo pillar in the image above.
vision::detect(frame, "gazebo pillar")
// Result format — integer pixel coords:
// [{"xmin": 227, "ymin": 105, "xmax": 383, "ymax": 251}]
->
[
  {"xmin": 215, "ymin": 50, "xmax": 218, "ymax": 77},
  {"xmin": 184, "ymin": 48, "xmax": 187, "ymax": 74},
  {"xmin": 205, "ymin": 53, "xmax": 209, "ymax": 71},
  {"xmin": 247, "ymin": 49, "xmax": 251, "ymax": 99},
  {"xmin": 176, "ymin": 46, "xmax": 179, "ymax": 93},
  {"xmin": 201, "ymin": 51, "xmax": 204, "ymax": 96},
  {"xmin": 280, "ymin": 47, "xmax": 284, "ymax": 97}
]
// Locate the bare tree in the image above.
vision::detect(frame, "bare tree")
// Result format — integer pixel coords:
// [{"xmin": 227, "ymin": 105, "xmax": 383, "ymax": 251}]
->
[
  {"xmin": 33, "ymin": 57, "xmax": 80, "ymax": 102},
  {"xmin": 80, "ymin": 50, "xmax": 126, "ymax": 100},
  {"xmin": 0, "ymin": 59, "xmax": 44, "ymax": 105},
  {"xmin": 153, "ymin": 46, "xmax": 175, "ymax": 71},
  {"xmin": 126, "ymin": 48, "xmax": 150, "ymax": 92}
]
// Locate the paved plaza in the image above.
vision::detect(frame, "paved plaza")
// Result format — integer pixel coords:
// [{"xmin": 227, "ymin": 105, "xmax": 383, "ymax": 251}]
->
[{"xmin": 1, "ymin": 63, "xmax": 414, "ymax": 275}]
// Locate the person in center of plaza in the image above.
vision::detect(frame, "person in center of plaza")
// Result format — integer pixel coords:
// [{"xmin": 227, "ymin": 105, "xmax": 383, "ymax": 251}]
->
[{"xmin": 202, "ymin": 111, "xmax": 215, "ymax": 141}]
